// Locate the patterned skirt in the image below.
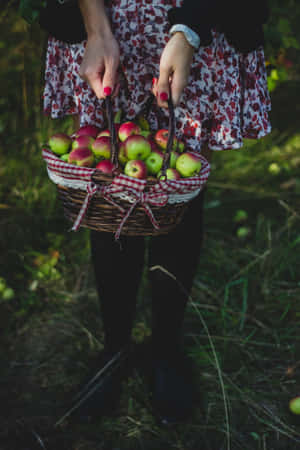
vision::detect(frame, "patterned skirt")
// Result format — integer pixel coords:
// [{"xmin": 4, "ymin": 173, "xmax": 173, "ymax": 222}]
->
[{"xmin": 43, "ymin": 0, "xmax": 272, "ymax": 152}]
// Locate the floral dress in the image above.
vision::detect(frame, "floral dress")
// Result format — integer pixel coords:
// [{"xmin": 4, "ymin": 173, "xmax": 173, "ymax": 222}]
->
[{"xmin": 43, "ymin": 0, "xmax": 272, "ymax": 152}]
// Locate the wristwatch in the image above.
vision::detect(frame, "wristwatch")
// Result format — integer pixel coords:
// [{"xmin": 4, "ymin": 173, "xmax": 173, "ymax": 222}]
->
[{"xmin": 169, "ymin": 24, "xmax": 200, "ymax": 50}]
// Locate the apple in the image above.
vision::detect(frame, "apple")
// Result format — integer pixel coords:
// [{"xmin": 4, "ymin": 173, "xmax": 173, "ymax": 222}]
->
[
  {"xmin": 118, "ymin": 121, "xmax": 141, "ymax": 142},
  {"xmin": 72, "ymin": 135, "xmax": 94, "ymax": 150},
  {"xmin": 176, "ymin": 152, "xmax": 202, "ymax": 177},
  {"xmin": 92, "ymin": 136, "xmax": 111, "ymax": 159},
  {"xmin": 170, "ymin": 151, "xmax": 179, "ymax": 169},
  {"xmin": 96, "ymin": 159, "xmax": 114, "ymax": 174},
  {"xmin": 68, "ymin": 147, "xmax": 94, "ymax": 167},
  {"xmin": 76, "ymin": 125, "xmax": 100, "ymax": 139},
  {"xmin": 48, "ymin": 133, "xmax": 72, "ymax": 155},
  {"xmin": 158, "ymin": 168, "xmax": 181, "ymax": 180},
  {"xmin": 97, "ymin": 129, "xmax": 110, "ymax": 138},
  {"xmin": 61, "ymin": 154, "xmax": 70, "ymax": 162},
  {"xmin": 114, "ymin": 109, "xmax": 122, "ymax": 124},
  {"xmin": 145, "ymin": 151, "xmax": 164, "ymax": 175},
  {"xmin": 154, "ymin": 129, "xmax": 182, "ymax": 152},
  {"xmin": 124, "ymin": 135, "xmax": 151, "ymax": 161},
  {"xmin": 289, "ymin": 397, "xmax": 300, "ymax": 415},
  {"xmin": 137, "ymin": 115, "xmax": 150, "ymax": 131},
  {"xmin": 139, "ymin": 130, "xmax": 151, "ymax": 138},
  {"xmin": 124, "ymin": 159, "xmax": 147, "ymax": 179},
  {"xmin": 118, "ymin": 141, "xmax": 128, "ymax": 166}
]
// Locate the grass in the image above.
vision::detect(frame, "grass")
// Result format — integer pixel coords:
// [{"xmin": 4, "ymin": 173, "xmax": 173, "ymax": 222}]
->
[{"xmin": 1, "ymin": 9, "xmax": 300, "ymax": 450}]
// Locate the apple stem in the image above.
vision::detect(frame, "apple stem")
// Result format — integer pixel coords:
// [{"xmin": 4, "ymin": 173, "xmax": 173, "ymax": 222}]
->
[{"xmin": 105, "ymin": 95, "xmax": 119, "ymax": 171}]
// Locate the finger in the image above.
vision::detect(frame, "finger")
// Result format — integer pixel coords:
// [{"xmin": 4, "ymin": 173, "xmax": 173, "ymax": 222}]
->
[
  {"xmin": 86, "ymin": 72, "xmax": 104, "ymax": 100},
  {"xmin": 169, "ymin": 69, "xmax": 189, "ymax": 106},
  {"xmin": 102, "ymin": 61, "xmax": 119, "ymax": 98},
  {"xmin": 156, "ymin": 66, "xmax": 172, "ymax": 108},
  {"xmin": 151, "ymin": 77, "xmax": 158, "ymax": 97}
]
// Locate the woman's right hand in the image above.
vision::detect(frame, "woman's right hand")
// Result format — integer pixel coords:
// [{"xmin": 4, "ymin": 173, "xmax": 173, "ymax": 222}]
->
[
  {"xmin": 79, "ymin": 33, "xmax": 120, "ymax": 99},
  {"xmin": 78, "ymin": 0, "xmax": 120, "ymax": 99}
]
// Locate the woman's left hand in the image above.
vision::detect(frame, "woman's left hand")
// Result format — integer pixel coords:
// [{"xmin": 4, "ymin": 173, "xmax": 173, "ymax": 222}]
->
[{"xmin": 153, "ymin": 32, "xmax": 195, "ymax": 108}]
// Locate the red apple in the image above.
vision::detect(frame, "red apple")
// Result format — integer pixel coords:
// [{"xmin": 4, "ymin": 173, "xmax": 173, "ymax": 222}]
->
[
  {"xmin": 96, "ymin": 159, "xmax": 114, "ymax": 174},
  {"xmin": 97, "ymin": 129, "xmax": 110, "ymax": 138},
  {"xmin": 118, "ymin": 121, "xmax": 141, "ymax": 142},
  {"xmin": 118, "ymin": 141, "xmax": 128, "ymax": 166},
  {"xmin": 48, "ymin": 133, "xmax": 72, "ymax": 155},
  {"xmin": 145, "ymin": 151, "xmax": 164, "ymax": 175},
  {"xmin": 72, "ymin": 135, "xmax": 94, "ymax": 150},
  {"xmin": 68, "ymin": 147, "xmax": 94, "ymax": 167},
  {"xmin": 124, "ymin": 160, "xmax": 147, "ymax": 179},
  {"xmin": 176, "ymin": 152, "xmax": 202, "ymax": 177},
  {"xmin": 124, "ymin": 135, "xmax": 151, "ymax": 161},
  {"xmin": 154, "ymin": 129, "xmax": 182, "ymax": 152},
  {"xmin": 92, "ymin": 136, "xmax": 111, "ymax": 159},
  {"xmin": 76, "ymin": 125, "xmax": 100, "ymax": 139},
  {"xmin": 158, "ymin": 168, "xmax": 181, "ymax": 180}
]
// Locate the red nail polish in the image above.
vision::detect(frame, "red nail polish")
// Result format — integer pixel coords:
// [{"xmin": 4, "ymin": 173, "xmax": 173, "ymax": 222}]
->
[
  {"xmin": 152, "ymin": 77, "xmax": 158, "ymax": 85},
  {"xmin": 160, "ymin": 92, "xmax": 168, "ymax": 101},
  {"xmin": 104, "ymin": 86, "xmax": 112, "ymax": 96}
]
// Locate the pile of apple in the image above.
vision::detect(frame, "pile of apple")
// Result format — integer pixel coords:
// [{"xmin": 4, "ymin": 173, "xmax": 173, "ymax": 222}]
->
[{"xmin": 48, "ymin": 120, "xmax": 202, "ymax": 180}]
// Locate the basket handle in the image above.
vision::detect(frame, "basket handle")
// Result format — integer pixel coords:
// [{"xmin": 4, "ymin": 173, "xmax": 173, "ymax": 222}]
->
[
  {"xmin": 105, "ymin": 95, "xmax": 119, "ymax": 171},
  {"xmin": 104, "ymin": 91, "xmax": 176, "ymax": 176}
]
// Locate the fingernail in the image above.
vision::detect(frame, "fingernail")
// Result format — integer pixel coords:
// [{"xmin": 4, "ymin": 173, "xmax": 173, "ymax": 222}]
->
[
  {"xmin": 160, "ymin": 92, "xmax": 168, "ymax": 101},
  {"xmin": 152, "ymin": 77, "xmax": 158, "ymax": 85},
  {"xmin": 104, "ymin": 86, "xmax": 112, "ymax": 96}
]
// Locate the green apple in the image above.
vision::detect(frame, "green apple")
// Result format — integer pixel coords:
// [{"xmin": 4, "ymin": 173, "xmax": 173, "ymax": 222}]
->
[
  {"xmin": 289, "ymin": 397, "xmax": 300, "ymax": 415},
  {"xmin": 176, "ymin": 152, "xmax": 202, "ymax": 177},
  {"xmin": 48, "ymin": 133, "xmax": 72, "ymax": 155},
  {"xmin": 124, "ymin": 135, "xmax": 151, "ymax": 161},
  {"xmin": 145, "ymin": 150, "xmax": 164, "ymax": 175}
]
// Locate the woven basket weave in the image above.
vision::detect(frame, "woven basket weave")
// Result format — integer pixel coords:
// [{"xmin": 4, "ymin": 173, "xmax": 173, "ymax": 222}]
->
[{"xmin": 43, "ymin": 95, "xmax": 210, "ymax": 238}]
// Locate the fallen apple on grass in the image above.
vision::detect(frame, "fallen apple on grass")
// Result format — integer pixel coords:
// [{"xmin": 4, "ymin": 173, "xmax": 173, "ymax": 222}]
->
[
  {"xmin": 289, "ymin": 397, "xmax": 300, "ymax": 415},
  {"xmin": 124, "ymin": 159, "xmax": 147, "ymax": 179},
  {"xmin": 48, "ymin": 133, "xmax": 72, "ymax": 155},
  {"xmin": 68, "ymin": 147, "xmax": 94, "ymax": 167}
]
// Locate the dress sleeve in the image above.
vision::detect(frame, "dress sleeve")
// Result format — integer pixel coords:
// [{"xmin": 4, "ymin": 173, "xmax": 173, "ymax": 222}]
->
[{"xmin": 167, "ymin": 0, "xmax": 218, "ymax": 46}]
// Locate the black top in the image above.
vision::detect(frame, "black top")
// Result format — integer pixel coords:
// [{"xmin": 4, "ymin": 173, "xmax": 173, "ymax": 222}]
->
[{"xmin": 39, "ymin": 0, "xmax": 269, "ymax": 53}]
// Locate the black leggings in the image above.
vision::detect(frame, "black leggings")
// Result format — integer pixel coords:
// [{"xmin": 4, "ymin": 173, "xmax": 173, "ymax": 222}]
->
[{"xmin": 90, "ymin": 189, "xmax": 205, "ymax": 356}]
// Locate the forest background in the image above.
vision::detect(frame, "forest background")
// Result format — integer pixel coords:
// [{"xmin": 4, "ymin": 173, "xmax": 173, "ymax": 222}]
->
[{"xmin": 0, "ymin": 1, "xmax": 300, "ymax": 449}]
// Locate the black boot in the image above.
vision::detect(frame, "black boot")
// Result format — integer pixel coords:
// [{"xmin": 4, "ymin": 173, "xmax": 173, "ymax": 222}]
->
[
  {"xmin": 148, "ymin": 190, "xmax": 205, "ymax": 425},
  {"xmin": 69, "ymin": 231, "xmax": 146, "ymax": 422}
]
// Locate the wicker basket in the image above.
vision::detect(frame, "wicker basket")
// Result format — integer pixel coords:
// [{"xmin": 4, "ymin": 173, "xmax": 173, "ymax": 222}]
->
[{"xmin": 43, "ymin": 95, "xmax": 210, "ymax": 238}]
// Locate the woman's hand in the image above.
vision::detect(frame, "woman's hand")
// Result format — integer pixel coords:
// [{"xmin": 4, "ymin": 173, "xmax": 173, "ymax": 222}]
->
[
  {"xmin": 79, "ymin": 33, "xmax": 120, "ymax": 99},
  {"xmin": 78, "ymin": 0, "xmax": 120, "ymax": 99},
  {"xmin": 153, "ymin": 32, "xmax": 195, "ymax": 108}
]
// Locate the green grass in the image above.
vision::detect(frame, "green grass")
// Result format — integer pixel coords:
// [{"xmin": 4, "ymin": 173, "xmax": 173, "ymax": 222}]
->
[{"xmin": 1, "ymin": 8, "xmax": 300, "ymax": 450}]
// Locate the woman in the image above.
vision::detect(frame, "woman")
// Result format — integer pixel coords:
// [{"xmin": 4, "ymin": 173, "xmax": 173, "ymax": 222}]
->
[{"xmin": 39, "ymin": 0, "xmax": 271, "ymax": 425}]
